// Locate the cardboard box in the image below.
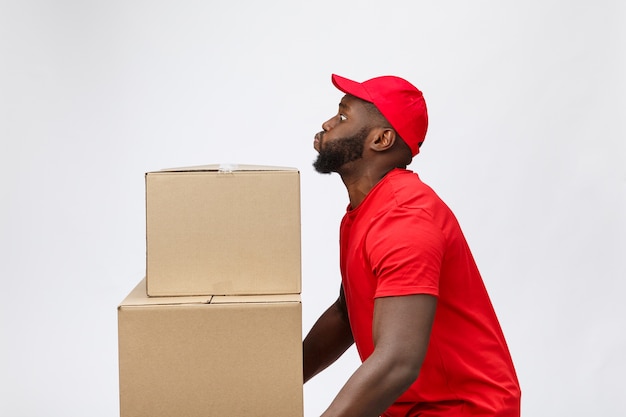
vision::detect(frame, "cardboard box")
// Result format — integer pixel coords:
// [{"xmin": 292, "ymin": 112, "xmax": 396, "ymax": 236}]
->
[
  {"xmin": 118, "ymin": 279, "xmax": 303, "ymax": 417},
  {"xmin": 146, "ymin": 164, "xmax": 301, "ymax": 296}
]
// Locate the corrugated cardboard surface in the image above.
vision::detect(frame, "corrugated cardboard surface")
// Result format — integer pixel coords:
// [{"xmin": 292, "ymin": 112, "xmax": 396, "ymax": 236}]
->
[
  {"xmin": 118, "ymin": 280, "xmax": 303, "ymax": 417},
  {"xmin": 145, "ymin": 165, "xmax": 301, "ymax": 296}
]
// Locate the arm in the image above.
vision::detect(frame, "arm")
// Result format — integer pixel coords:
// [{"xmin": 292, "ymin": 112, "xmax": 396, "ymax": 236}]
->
[
  {"xmin": 303, "ymin": 286, "xmax": 354, "ymax": 383},
  {"xmin": 320, "ymin": 294, "xmax": 437, "ymax": 417}
]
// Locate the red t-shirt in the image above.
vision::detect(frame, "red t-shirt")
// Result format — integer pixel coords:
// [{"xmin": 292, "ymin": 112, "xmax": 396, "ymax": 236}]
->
[{"xmin": 339, "ymin": 169, "xmax": 521, "ymax": 417}]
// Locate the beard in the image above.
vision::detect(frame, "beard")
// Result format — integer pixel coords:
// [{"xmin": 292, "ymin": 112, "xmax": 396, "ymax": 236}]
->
[{"xmin": 313, "ymin": 127, "xmax": 369, "ymax": 174}]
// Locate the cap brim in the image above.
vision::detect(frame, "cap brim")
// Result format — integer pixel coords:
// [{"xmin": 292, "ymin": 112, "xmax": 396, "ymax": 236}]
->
[{"xmin": 331, "ymin": 74, "xmax": 373, "ymax": 103}]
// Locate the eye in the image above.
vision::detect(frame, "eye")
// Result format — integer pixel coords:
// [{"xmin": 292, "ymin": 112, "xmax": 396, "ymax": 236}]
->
[{"xmin": 339, "ymin": 114, "xmax": 347, "ymax": 122}]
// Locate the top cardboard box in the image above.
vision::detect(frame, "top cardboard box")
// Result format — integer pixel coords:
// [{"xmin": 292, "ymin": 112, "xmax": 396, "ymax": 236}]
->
[{"xmin": 146, "ymin": 164, "xmax": 301, "ymax": 296}]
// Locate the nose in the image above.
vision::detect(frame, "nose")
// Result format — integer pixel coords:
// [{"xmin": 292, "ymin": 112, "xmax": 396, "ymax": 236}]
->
[{"xmin": 321, "ymin": 115, "xmax": 337, "ymax": 132}]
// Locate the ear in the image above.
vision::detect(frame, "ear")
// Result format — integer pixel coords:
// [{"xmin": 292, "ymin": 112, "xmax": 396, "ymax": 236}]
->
[{"xmin": 369, "ymin": 128, "xmax": 397, "ymax": 152}]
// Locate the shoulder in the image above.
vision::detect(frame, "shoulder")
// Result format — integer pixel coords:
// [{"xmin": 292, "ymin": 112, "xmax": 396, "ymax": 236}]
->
[{"xmin": 374, "ymin": 169, "xmax": 443, "ymax": 214}]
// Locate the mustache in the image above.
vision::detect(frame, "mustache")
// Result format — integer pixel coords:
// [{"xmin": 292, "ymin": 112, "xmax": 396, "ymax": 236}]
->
[{"xmin": 315, "ymin": 131, "xmax": 324, "ymax": 141}]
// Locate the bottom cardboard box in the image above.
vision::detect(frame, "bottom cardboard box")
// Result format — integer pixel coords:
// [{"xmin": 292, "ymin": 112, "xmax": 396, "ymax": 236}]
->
[{"xmin": 118, "ymin": 279, "xmax": 303, "ymax": 417}]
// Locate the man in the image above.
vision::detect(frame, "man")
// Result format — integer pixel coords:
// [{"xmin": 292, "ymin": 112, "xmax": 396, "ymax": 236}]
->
[{"xmin": 303, "ymin": 74, "xmax": 521, "ymax": 417}]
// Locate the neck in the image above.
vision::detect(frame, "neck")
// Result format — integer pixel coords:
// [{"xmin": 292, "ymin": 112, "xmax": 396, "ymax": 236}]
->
[{"xmin": 339, "ymin": 166, "xmax": 399, "ymax": 209}]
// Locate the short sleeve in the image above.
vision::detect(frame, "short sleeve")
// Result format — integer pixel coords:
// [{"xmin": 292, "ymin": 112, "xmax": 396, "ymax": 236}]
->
[{"xmin": 364, "ymin": 206, "xmax": 445, "ymax": 298}]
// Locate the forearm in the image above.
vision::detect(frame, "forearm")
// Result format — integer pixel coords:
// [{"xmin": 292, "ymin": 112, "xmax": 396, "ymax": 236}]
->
[
  {"xmin": 320, "ymin": 349, "xmax": 419, "ymax": 417},
  {"xmin": 303, "ymin": 300, "xmax": 354, "ymax": 383},
  {"xmin": 320, "ymin": 294, "xmax": 436, "ymax": 417}
]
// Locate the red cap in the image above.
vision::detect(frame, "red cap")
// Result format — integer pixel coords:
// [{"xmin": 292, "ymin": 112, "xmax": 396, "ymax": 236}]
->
[{"xmin": 331, "ymin": 74, "xmax": 428, "ymax": 156}]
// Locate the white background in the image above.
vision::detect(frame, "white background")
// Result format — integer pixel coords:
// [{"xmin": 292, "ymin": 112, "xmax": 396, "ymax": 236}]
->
[{"xmin": 1, "ymin": 1, "xmax": 625, "ymax": 416}]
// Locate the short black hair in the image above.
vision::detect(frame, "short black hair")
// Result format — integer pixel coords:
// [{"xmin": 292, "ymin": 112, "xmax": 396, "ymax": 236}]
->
[
  {"xmin": 361, "ymin": 99, "xmax": 413, "ymax": 165},
  {"xmin": 361, "ymin": 100, "xmax": 391, "ymax": 128}
]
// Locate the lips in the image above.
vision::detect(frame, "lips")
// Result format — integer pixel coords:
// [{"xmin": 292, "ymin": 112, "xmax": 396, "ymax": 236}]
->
[{"xmin": 313, "ymin": 131, "xmax": 323, "ymax": 152}]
